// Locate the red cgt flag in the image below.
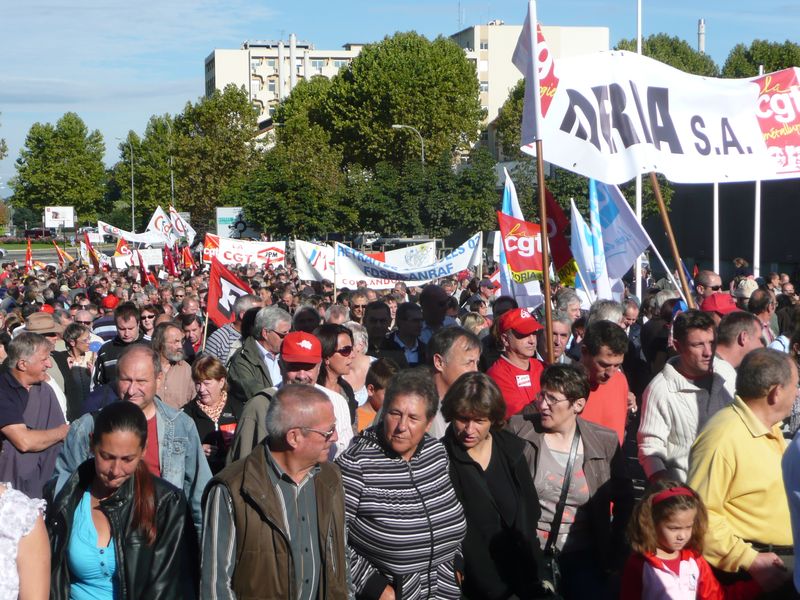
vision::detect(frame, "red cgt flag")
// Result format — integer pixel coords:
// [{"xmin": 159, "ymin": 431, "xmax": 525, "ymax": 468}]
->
[
  {"xmin": 207, "ymin": 258, "xmax": 253, "ymax": 328},
  {"xmin": 25, "ymin": 238, "xmax": 33, "ymax": 273},
  {"xmin": 496, "ymin": 211, "xmax": 544, "ymax": 283}
]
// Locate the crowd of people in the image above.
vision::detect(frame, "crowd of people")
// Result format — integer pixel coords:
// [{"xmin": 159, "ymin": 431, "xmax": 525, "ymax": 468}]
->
[{"xmin": 1, "ymin": 257, "xmax": 800, "ymax": 599}]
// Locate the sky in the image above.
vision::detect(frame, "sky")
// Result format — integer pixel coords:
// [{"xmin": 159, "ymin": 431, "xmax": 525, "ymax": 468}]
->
[{"xmin": 2, "ymin": 0, "xmax": 799, "ymax": 199}]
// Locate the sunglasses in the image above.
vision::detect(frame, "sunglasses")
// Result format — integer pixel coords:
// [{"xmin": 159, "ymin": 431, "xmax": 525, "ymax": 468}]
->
[
  {"xmin": 271, "ymin": 329, "xmax": 289, "ymax": 339},
  {"xmin": 351, "ymin": 304, "xmax": 367, "ymax": 310},
  {"xmin": 75, "ymin": 320, "xmax": 92, "ymax": 325},
  {"xmin": 301, "ymin": 425, "xmax": 337, "ymax": 441},
  {"xmin": 334, "ymin": 345, "xmax": 354, "ymax": 357},
  {"xmin": 141, "ymin": 314, "xmax": 156, "ymax": 320},
  {"xmin": 708, "ymin": 285, "xmax": 722, "ymax": 291}
]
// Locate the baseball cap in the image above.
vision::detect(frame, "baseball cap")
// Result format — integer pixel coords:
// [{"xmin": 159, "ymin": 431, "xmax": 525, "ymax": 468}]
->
[
  {"xmin": 101, "ymin": 294, "xmax": 120, "ymax": 309},
  {"xmin": 498, "ymin": 308, "xmax": 543, "ymax": 335},
  {"xmin": 700, "ymin": 292, "xmax": 740, "ymax": 316},
  {"xmin": 280, "ymin": 332, "xmax": 322, "ymax": 364},
  {"xmin": 479, "ymin": 278, "xmax": 496, "ymax": 289}
]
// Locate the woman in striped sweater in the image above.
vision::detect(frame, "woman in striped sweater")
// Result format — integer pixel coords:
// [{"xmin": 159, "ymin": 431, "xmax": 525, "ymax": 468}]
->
[{"xmin": 336, "ymin": 367, "xmax": 467, "ymax": 600}]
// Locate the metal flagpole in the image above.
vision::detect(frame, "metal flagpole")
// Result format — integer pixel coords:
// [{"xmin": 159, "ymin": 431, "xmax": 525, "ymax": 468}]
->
[
  {"xmin": 635, "ymin": 0, "xmax": 644, "ymax": 301},
  {"xmin": 754, "ymin": 64, "xmax": 764, "ymax": 279},
  {"xmin": 713, "ymin": 182, "xmax": 720, "ymax": 274}
]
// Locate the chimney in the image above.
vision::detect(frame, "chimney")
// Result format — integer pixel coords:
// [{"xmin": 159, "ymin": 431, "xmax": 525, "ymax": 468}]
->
[
  {"xmin": 698, "ymin": 19, "xmax": 706, "ymax": 54},
  {"xmin": 289, "ymin": 33, "xmax": 297, "ymax": 91}
]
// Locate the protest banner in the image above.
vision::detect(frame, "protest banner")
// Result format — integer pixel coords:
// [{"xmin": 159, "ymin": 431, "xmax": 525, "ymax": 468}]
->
[
  {"xmin": 145, "ymin": 206, "xmax": 179, "ymax": 245},
  {"xmin": 207, "ymin": 258, "xmax": 254, "ymax": 327},
  {"xmin": 295, "ymin": 240, "xmax": 335, "ymax": 282},
  {"xmin": 98, "ymin": 221, "xmax": 165, "ymax": 245},
  {"xmin": 202, "ymin": 233, "xmax": 286, "ymax": 269},
  {"xmin": 496, "ymin": 212, "xmax": 544, "ymax": 283},
  {"xmin": 112, "ymin": 248, "xmax": 162, "ymax": 270},
  {"xmin": 333, "ymin": 233, "xmax": 482, "ymax": 290},
  {"xmin": 168, "ymin": 205, "xmax": 196, "ymax": 245},
  {"xmin": 366, "ymin": 242, "xmax": 437, "ymax": 267}
]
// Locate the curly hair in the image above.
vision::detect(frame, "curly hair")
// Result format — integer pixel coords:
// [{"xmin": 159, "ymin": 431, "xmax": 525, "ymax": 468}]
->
[{"xmin": 627, "ymin": 480, "xmax": 707, "ymax": 555}]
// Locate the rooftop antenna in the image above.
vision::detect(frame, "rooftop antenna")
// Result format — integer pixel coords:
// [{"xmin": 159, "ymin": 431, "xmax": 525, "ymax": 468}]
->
[{"xmin": 458, "ymin": 0, "xmax": 464, "ymax": 28}]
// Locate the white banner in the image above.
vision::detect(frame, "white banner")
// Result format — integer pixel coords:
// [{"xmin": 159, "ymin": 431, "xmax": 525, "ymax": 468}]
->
[
  {"xmin": 202, "ymin": 233, "xmax": 286, "ymax": 268},
  {"xmin": 168, "ymin": 206, "xmax": 196, "ymax": 245},
  {"xmin": 145, "ymin": 207, "xmax": 179, "ymax": 245},
  {"xmin": 295, "ymin": 240, "xmax": 335, "ymax": 282},
  {"xmin": 113, "ymin": 248, "xmax": 162, "ymax": 269},
  {"xmin": 97, "ymin": 221, "xmax": 165, "ymax": 245},
  {"xmin": 334, "ymin": 233, "xmax": 482, "ymax": 290},
  {"xmin": 382, "ymin": 243, "xmax": 437, "ymax": 268},
  {"xmin": 514, "ymin": 19, "xmax": 800, "ymax": 184}
]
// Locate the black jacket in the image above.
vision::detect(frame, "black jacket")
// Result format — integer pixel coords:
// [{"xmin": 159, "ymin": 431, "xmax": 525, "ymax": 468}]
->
[
  {"xmin": 443, "ymin": 427, "xmax": 549, "ymax": 600},
  {"xmin": 45, "ymin": 459, "xmax": 197, "ymax": 600}
]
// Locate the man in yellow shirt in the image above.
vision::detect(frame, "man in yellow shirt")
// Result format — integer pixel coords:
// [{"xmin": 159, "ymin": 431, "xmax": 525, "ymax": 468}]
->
[{"xmin": 688, "ymin": 348, "xmax": 797, "ymax": 593}]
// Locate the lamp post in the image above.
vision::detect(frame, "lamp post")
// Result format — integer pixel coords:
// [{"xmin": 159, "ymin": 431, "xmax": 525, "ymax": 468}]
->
[
  {"xmin": 391, "ymin": 124, "xmax": 425, "ymax": 167},
  {"xmin": 165, "ymin": 119, "xmax": 175, "ymax": 208},
  {"xmin": 117, "ymin": 137, "xmax": 135, "ymax": 231}
]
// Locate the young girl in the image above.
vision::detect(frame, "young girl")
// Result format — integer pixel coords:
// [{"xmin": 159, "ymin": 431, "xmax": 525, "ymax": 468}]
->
[{"xmin": 620, "ymin": 481, "xmax": 762, "ymax": 599}]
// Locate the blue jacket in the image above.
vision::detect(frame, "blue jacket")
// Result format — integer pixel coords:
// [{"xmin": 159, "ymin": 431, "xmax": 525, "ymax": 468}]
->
[{"xmin": 52, "ymin": 397, "xmax": 211, "ymax": 536}]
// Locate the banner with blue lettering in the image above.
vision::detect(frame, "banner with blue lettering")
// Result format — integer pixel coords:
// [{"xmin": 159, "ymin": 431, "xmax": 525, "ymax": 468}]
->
[
  {"xmin": 334, "ymin": 233, "xmax": 482, "ymax": 290},
  {"xmin": 513, "ymin": 17, "xmax": 800, "ymax": 184}
]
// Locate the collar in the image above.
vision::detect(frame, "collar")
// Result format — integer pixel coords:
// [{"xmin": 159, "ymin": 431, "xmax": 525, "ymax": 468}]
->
[
  {"xmin": 3, "ymin": 369, "xmax": 26, "ymax": 390},
  {"xmin": 255, "ymin": 339, "xmax": 278, "ymax": 362},
  {"xmin": 731, "ymin": 395, "xmax": 782, "ymax": 439},
  {"xmin": 264, "ymin": 444, "xmax": 319, "ymax": 487},
  {"xmin": 393, "ymin": 332, "xmax": 418, "ymax": 351}
]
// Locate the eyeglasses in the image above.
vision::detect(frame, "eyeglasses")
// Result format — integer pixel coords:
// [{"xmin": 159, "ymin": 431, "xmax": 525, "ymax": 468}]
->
[
  {"xmin": 300, "ymin": 425, "xmax": 337, "ymax": 441},
  {"xmin": 271, "ymin": 329, "xmax": 289, "ymax": 339},
  {"xmin": 535, "ymin": 391, "xmax": 571, "ymax": 408},
  {"xmin": 141, "ymin": 314, "xmax": 156, "ymax": 320},
  {"xmin": 334, "ymin": 345, "xmax": 353, "ymax": 357},
  {"xmin": 75, "ymin": 320, "xmax": 92, "ymax": 325},
  {"xmin": 351, "ymin": 304, "xmax": 367, "ymax": 310},
  {"xmin": 707, "ymin": 285, "xmax": 722, "ymax": 291}
]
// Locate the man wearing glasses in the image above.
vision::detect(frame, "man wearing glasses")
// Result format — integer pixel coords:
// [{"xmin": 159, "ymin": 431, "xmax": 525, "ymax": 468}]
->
[
  {"xmin": 202, "ymin": 383, "xmax": 347, "ymax": 600},
  {"xmin": 349, "ymin": 289, "xmax": 369, "ymax": 325},
  {"xmin": 227, "ymin": 305, "xmax": 292, "ymax": 408},
  {"xmin": 694, "ymin": 269, "xmax": 723, "ymax": 303}
]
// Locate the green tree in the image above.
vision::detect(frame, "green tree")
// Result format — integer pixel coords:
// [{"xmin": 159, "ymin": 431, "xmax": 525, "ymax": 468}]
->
[
  {"xmin": 454, "ymin": 147, "xmax": 501, "ymax": 233},
  {"xmin": 10, "ymin": 112, "xmax": 106, "ymax": 220},
  {"xmin": 0, "ymin": 113, "xmax": 7, "ymax": 161},
  {"xmin": 112, "ymin": 115, "xmax": 177, "ymax": 227},
  {"xmin": 615, "ymin": 34, "xmax": 719, "ymax": 76},
  {"xmin": 173, "ymin": 85, "xmax": 259, "ymax": 229},
  {"xmin": 320, "ymin": 31, "xmax": 484, "ymax": 168},
  {"xmin": 234, "ymin": 124, "xmax": 356, "ymax": 239},
  {"xmin": 494, "ymin": 79, "xmax": 525, "ymax": 160},
  {"xmin": 11, "ymin": 206, "xmax": 38, "ymax": 230},
  {"xmin": 722, "ymin": 40, "xmax": 800, "ymax": 78}
]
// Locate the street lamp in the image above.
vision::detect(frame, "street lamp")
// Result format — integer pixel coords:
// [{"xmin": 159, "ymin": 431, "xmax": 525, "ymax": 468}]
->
[
  {"xmin": 117, "ymin": 137, "xmax": 135, "ymax": 231},
  {"xmin": 391, "ymin": 124, "xmax": 425, "ymax": 167},
  {"xmin": 165, "ymin": 119, "xmax": 175, "ymax": 208}
]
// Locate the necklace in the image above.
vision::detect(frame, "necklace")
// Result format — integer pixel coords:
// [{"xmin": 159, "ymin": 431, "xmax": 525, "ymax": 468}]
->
[{"xmin": 198, "ymin": 391, "xmax": 227, "ymax": 423}]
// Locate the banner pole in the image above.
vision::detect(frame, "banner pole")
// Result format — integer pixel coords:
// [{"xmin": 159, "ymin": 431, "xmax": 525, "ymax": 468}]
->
[
  {"xmin": 649, "ymin": 172, "xmax": 695, "ymax": 309},
  {"xmin": 536, "ymin": 141, "xmax": 554, "ymax": 363}
]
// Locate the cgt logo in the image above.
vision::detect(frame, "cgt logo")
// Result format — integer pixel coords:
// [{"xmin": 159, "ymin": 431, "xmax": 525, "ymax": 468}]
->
[
  {"xmin": 154, "ymin": 215, "xmax": 174, "ymax": 235},
  {"xmin": 503, "ymin": 223, "xmax": 542, "ymax": 258}
]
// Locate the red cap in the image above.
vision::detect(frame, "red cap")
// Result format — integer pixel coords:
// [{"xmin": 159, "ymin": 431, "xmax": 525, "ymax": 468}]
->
[
  {"xmin": 101, "ymin": 294, "xmax": 119, "ymax": 309},
  {"xmin": 498, "ymin": 308, "xmax": 543, "ymax": 335},
  {"xmin": 280, "ymin": 332, "xmax": 322, "ymax": 364},
  {"xmin": 40, "ymin": 304, "xmax": 55, "ymax": 314},
  {"xmin": 700, "ymin": 292, "xmax": 739, "ymax": 316}
]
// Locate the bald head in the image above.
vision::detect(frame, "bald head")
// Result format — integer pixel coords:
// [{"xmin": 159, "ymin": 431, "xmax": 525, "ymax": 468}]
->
[{"xmin": 265, "ymin": 384, "xmax": 332, "ymax": 441}]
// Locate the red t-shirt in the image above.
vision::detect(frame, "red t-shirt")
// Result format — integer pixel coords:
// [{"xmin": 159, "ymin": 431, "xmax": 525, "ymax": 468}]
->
[
  {"xmin": 144, "ymin": 416, "xmax": 161, "ymax": 477},
  {"xmin": 580, "ymin": 370, "xmax": 629, "ymax": 445},
  {"xmin": 487, "ymin": 356, "xmax": 545, "ymax": 419}
]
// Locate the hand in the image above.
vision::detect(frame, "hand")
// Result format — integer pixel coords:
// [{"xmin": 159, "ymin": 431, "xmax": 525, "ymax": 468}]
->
[
  {"xmin": 58, "ymin": 423, "xmax": 71, "ymax": 440},
  {"xmin": 378, "ymin": 585, "xmax": 396, "ymax": 600},
  {"xmin": 748, "ymin": 552, "xmax": 789, "ymax": 592},
  {"xmin": 627, "ymin": 392, "xmax": 637, "ymax": 414},
  {"xmin": 202, "ymin": 443, "xmax": 215, "ymax": 457}
]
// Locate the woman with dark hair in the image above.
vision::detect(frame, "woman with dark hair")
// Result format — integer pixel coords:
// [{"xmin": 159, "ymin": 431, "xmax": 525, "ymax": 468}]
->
[
  {"xmin": 63, "ymin": 323, "xmax": 93, "ymax": 417},
  {"xmin": 336, "ymin": 368, "xmax": 467, "ymax": 599},
  {"xmin": 315, "ymin": 323, "xmax": 357, "ymax": 428},
  {"xmin": 183, "ymin": 355, "xmax": 237, "ymax": 474},
  {"xmin": 138, "ymin": 304, "xmax": 163, "ymax": 341},
  {"xmin": 441, "ymin": 372, "xmax": 548, "ymax": 599},
  {"xmin": 506, "ymin": 363, "xmax": 633, "ymax": 599},
  {"xmin": 45, "ymin": 402, "xmax": 196, "ymax": 600}
]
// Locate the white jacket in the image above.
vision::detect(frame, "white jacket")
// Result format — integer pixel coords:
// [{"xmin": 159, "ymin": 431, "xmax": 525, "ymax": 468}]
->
[{"xmin": 637, "ymin": 357, "xmax": 729, "ymax": 481}]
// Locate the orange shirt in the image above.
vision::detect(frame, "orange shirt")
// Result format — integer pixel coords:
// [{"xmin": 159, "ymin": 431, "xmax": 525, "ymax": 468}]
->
[{"xmin": 581, "ymin": 370, "xmax": 629, "ymax": 445}]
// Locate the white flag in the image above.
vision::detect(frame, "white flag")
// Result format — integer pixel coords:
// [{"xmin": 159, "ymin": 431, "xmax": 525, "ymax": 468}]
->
[
  {"xmin": 295, "ymin": 240, "xmax": 335, "ymax": 282},
  {"xmin": 570, "ymin": 200, "xmax": 596, "ymax": 299},
  {"xmin": 593, "ymin": 181, "xmax": 652, "ymax": 280},
  {"xmin": 146, "ymin": 206, "xmax": 179, "ymax": 245},
  {"xmin": 168, "ymin": 206, "xmax": 196, "ymax": 245},
  {"xmin": 588, "ymin": 180, "xmax": 614, "ymax": 300}
]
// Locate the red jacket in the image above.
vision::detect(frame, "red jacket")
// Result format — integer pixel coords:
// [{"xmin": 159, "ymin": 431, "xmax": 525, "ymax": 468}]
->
[{"xmin": 620, "ymin": 549, "xmax": 761, "ymax": 600}]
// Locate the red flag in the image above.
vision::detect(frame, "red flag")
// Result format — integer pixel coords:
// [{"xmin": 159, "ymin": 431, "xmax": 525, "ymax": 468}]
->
[
  {"xmin": 52, "ymin": 241, "xmax": 75, "ymax": 268},
  {"xmin": 25, "ymin": 238, "xmax": 33, "ymax": 273},
  {"xmin": 496, "ymin": 211, "xmax": 544, "ymax": 283},
  {"xmin": 544, "ymin": 190, "xmax": 578, "ymax": 286},
  {"xmin": 163, "ymin": 246, "xmax": 179, "ymax": 277},
  {"xmin": 83, "ymin": 232, "xmax": 101, "ymax": 271},
  {"xmin": 113, "ymin": 238, "xmax": 131, "ymax": 256},
  {"xmin": 207, "ymin": 257, "xmax": 254, "ymax": 327},
  {"xmin": 182, "ymin": 246, "xmax": 197, "ymax": 270},
  {"xmin": 135, "ymin": 250, "xmax": 158, "ymax": 288}
]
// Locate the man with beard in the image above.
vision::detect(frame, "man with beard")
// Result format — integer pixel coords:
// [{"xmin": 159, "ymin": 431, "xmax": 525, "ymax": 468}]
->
[{"xmin": 152, "ymin": 322, "xmax": 195, "ymax": 410}]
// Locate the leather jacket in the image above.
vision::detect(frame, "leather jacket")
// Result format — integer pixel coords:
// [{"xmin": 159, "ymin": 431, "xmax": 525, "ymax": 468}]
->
[{"xmin": 46, "ymin": 459, "xmax": 198, "ymax": 600}]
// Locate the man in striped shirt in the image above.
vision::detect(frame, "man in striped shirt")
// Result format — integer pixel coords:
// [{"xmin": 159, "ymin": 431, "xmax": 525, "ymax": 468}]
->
[{"xmin": 203, "ymin": 294, "xmax": 262, "ymax": 364}]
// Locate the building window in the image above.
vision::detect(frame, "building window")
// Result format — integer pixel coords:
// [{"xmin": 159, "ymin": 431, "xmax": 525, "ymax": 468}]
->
[
  {"xmin": 480, "ymin": 41, "xmax": 489, "ymax": 50},
  {"xmin": 479, "ymin": 81, "xmax": 489, "ymax": 92},
  {"xmin": 250, "ymin": 60, "xmax": 260, "ymax": 72},
  {"xmin": 266, "ymin": 59, "xmax": 276, "ymax": 68},
  {"xmin": 479, "ymin": 60, "xmax": 489, "ymax": 72},
  {"xmin": 333, "ymin": 59, "xmax": 349, "ymax": 69},
  {"xmin": 311, "ymin": 59, "xmax": 325, "ymax": 72},
  {"xmin": 267, "ymin": 80, "xmax": 276, "ymax": 93},
  {"xmin": 252, "ymin": 79, "xmax": 262, "ymax": 91}
]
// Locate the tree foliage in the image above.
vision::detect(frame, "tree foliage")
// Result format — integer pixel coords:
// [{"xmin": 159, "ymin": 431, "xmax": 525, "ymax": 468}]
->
[
  {"xmin": 615, "ymin": 34, "xmax": 719, "ymax": 76},
  {"xmin": 494, "ymin": 79, "xmax": 524, "ymax": 160},
  {"xmin": 173, "ymin": 85, "xmax": 259, "ymax": 229},
  {"xmin": 319, "ymin": 31, "xmax": 484, "ymax": 168},
  {"xmin": 722, "ymin": 40, "xmax": 800, "ymax": 78},
  {"xmin": 10, "ymin": 112, "xmax": 106, "ymax": 220},
  {"xmin": 0, "ymin": 113, "xmax": 7, "ymax": 161}
]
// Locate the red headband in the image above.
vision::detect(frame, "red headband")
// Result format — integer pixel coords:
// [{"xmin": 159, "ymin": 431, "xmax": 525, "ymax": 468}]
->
[{"xmin": 652, "ymin": 487, "xmax": 695, "ymax": 505}]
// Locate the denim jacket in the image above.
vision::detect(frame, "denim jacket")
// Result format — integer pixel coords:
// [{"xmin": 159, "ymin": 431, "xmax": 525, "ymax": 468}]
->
[{"xmin": 52, "ymin": 397, "xmax": 211, "ymax": 536}]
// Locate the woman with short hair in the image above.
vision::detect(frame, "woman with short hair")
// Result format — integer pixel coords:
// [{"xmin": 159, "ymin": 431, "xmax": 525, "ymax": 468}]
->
[
  {"xmin": 442, "ymin": 371, "xmax": 548, "ymax": 599},
  {"xmin": 336, "ymin": 368, "xmax": 466, "ymax": 600}
]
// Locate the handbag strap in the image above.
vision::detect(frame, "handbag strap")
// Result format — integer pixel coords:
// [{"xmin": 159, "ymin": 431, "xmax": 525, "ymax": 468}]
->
[{"xmin": 543, "ymin": 426, "xmax": 582, "ymax": 556}]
